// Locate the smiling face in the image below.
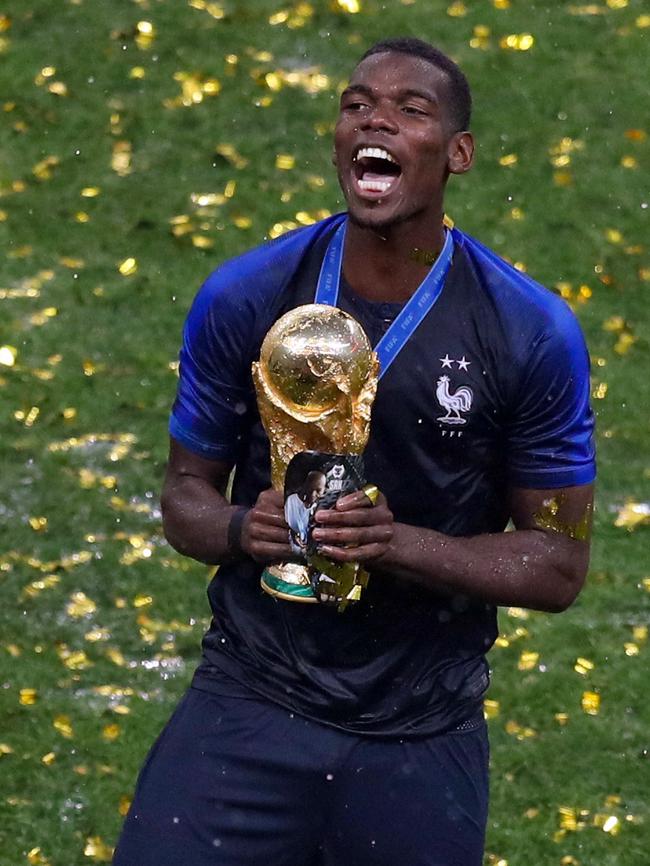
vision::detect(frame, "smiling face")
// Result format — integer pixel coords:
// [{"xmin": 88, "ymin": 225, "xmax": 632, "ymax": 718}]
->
[{"xmin": 334, "ymin": 51, "xmax": 473, "ymax": 232}]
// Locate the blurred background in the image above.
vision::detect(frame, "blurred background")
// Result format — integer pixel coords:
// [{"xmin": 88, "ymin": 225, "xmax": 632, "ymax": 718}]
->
[{"xmin": 0, "ymin": 1, "xmax": 648, "ymax": 863}]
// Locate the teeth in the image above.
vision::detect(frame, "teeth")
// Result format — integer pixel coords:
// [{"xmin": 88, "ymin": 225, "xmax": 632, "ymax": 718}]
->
[
  {"xmin": 358, "ymin": 178, "xmax": 393, "ymax": 192},
  {"xmin": 355, "ymin": 147, "xmax": 396, "ymax": 164}
]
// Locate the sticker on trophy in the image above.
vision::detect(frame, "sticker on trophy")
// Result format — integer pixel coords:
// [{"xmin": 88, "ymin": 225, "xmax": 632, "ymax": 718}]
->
[{"xmin": 284, "ymin": 451, "xmax": 369, "ymax": 610}]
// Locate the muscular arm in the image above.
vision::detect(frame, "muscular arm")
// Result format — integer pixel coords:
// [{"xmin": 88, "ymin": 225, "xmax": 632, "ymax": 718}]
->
[
  {"xmin": 161, "ymin": 438, "xmax": 293, "ymax": 565},
  {"xmin": 313, "ymin": 484, "xmax": 593, "ymax": 613}
]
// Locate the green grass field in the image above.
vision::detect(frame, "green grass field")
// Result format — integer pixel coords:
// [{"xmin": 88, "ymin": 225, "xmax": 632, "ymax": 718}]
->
[{"xmin": 1, "ymin": 1, "xmax": 649, "ymax": 864}]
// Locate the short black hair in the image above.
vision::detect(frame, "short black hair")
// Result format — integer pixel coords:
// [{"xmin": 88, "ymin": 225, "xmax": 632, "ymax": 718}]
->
[{"xmin": 359, "ymin": 37, "xmax": 471, "ymax": 132}]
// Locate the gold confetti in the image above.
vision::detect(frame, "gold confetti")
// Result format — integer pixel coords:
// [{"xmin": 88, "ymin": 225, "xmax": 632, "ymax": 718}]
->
[
  {"xmin": 555, "ymin": 712, "xmax": 570, "ymax": 725},
  {"xmin": 28, "ymin": 516, "xmax": 48, "ymax": 532},
  {"xmin": 470, "ymin": 25, "xmax": 491, "ymax": 49},
  {"xmin": 518, "ymin": 651, "xmax": 539, "ymax": 671},
  {"xmin": 0, "ymin": 742, "xmax": 14, "ymax": 755},
  {"xmin": 20, "ymin": 688, "xmax": 38, "ymax": 705},
  {"xmin": 135, "ymin": 20, "xmax": 156, "ymax": 49},
  {"xmin": 500, "ymin": 34, "xmax": 535, "ymax": 51},
  {"xmin": 614, "ymin": 501, "xmax": 650, "ymax": 530},
  {"xmin": 53, "ymin": 715, "xmax": 74, "ymax": 738},
  {"xmin": 66, "ymin": 591, "xmax": 97, "ymax": 618},
  {"xmin": 499, "ymin": 153, "xmax": 518, "ymax": 167},
  {"xmin": 102, "ymin": 723, "xmax": 121, "ymax": 741},
  {"xmin": 27, "ymin": 847, "xmax": 51, "ymax": 865},
  {"xmin": 0, "ymin": 345, "xmax": 17, "ymax": 366},
  {"xmin": 81, "ymin": 186, "xmax": 101, "ymax": 197},
  {"xmin": 33, "ymin": 155, "xmax": 60, "ymax": 180},
  {"xmin": 56, "ymin": 644, "xmax": 93, "ymax": 670},
  {"xmin": 118, "ymin": 795, "xmax": 132, "ymax": 816},
  {"xmin": 484, "ymin": 699, "xmax": 500, "ymax": 719},
  {"xmin": 620, "ymin": 155, "xmax": 638, "ymax": 169},
  {"xmin": 84, "ymin": 836, "xmax": 114, "ymax": 862},
  {"xmin": 111, "ymin": 141, "xmax": 132, "ymax": 176},
  {"xmin": 275, "ymin": 153, "xmax": 295, "ymax": 170},
  {"xmin": 106, "ymin": 647, "xmax": 127, "ymax": 666},
  {"xmin": 636, "ymin": 14, "xmax": 650, "ymax": 27},
  {"xmin": 332, "ymin": 0, "xmax": 361, "ymax": 12},
  {"xmin": 447, "ymin": 1, "xmax": 467, "ymax": 16},
  {"xmin": 118, "ymin": 257, "xmax": 138, "ymax": 276},
  {"xmin": 574, "ymin": 656, "xmax": 595, "ymax": 675},
  {"xmin": 581, "ymin": 691, "xmax": 600, "ymax": 715}
]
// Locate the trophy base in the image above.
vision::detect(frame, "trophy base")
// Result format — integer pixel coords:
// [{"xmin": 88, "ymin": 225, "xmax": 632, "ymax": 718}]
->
[{"xmin": 261, "ymin": 563, "xmax": 318, "ymax": 603}]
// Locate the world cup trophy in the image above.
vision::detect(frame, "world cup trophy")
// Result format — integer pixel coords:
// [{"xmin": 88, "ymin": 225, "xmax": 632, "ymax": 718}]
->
[{"xmin": 252, "ymin": 304, "xmax": 379, "ymax": 607}]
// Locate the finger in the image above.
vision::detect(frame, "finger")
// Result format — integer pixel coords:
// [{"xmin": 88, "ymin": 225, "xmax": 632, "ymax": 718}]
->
[
  {"xmin": 316, "ymin": 542, "xmax": 389, "ymax": 563},
  {"xmin": 248, "ymin": 541, "xmax": 294, "ymax": 561},
  {"xmin": 257, "ymin": 489, "xmax": 285, "ymax": 508},
  {"xmin": 248, "ymin": 523, "xmax": 291, "ymax": 543},
  {"xmin": 253, "ymin": 509, "xmax": 288, "ymax": 528},
  {"xmin": 312, "ymin": 525, "xmax": 393, "ymax": 546},
  {"xmin": 332, "ymin": 489, "xmax": 377, "ymax": 512},
  {"xmin": 314, "ymin": 506, "xmax": 393, "ymax": 527}
]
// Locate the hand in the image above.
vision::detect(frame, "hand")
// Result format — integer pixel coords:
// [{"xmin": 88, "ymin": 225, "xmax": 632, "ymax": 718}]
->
[
  {"xmin": 240, "ymin": 489, "xmax": 293, "ymax": 564},
  {"xmin": 311, "ymin": 489, "xmax": 394, "ymax": 564}
]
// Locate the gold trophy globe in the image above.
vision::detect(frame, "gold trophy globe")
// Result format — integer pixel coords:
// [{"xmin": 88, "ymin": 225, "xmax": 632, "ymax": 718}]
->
[{"xmin": 252, "ymin": 304, "xmax": 378, "ymax": 604}]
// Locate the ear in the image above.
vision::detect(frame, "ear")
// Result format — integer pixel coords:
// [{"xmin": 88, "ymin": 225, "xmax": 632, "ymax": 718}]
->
[{"xmin": 447, "ymin": 131, "xmax": 474, "ymax": 175}]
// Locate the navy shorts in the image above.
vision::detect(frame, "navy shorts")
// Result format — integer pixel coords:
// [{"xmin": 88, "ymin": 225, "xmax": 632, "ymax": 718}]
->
[{"xmin": 113, "ymin": 685, "xmax": 489, "ymax": 866}]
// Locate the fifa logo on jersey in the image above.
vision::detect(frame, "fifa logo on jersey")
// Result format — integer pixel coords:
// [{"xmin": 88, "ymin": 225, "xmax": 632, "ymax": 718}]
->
[{"xmin": 435, "ymin": 375, "xmax": 473, "ymax": 425}]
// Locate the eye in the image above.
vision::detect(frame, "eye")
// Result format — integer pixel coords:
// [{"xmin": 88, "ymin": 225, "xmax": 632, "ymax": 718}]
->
[
  {"xmin": 402, "ymin": 104, "xmax": 428, "ymax": 116},
  {"xmin": 344, "ymin": 100, "xmax": 369, "ymax": 111}
]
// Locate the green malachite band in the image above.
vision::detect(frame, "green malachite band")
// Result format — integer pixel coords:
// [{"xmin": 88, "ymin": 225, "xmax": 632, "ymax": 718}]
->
[{"xmin": 261, "ymin": 569, "xmax": 317, "ymax": 601}]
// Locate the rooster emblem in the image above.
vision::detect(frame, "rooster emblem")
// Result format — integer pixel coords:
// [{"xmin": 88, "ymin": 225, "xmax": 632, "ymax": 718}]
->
[{"xmin": 436, "ymin": 375, "xmax": 473, "ymax": 424}]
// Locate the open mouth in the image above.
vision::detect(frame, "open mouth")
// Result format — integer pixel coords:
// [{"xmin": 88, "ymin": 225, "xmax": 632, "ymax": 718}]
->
[{"xmin": 352, "ymin": 146, "xmax": 402, "ymax": 195}]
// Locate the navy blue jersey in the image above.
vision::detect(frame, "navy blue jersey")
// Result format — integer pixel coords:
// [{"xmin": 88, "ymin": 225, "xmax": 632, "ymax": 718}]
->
[{"xmin": 170, "ymin": 214, "xmax": 595, "ymax": 737}]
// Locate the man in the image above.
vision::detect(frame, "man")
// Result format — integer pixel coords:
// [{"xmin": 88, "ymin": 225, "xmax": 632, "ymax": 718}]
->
[
  {"xmin": 285, "ymin": 470, "xmax": 327, "ymax": 555},
  {"xmin": 114, "ymin": 37, "xmax": 595, "ymax": 866}
]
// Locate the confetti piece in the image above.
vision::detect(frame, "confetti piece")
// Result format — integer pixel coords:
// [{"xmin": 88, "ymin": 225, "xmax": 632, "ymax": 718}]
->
[
  {"xmin": 332, "ymin": 0, "xmax": 361, "ymax": 12},
  {"xmin": 66, "ymin": 592, "xmax": 97, "ymax": 618},
  {"xmin": 614, "ymin": 501, "xmax": 650, "ymax": 530},
  {"xmin": 447, "ymin": 1, "xmax": 467, "ymax": 16},
  {"xmin": 118, "ymin": 257, "xmax": 138, "ymax": 276},
  {"xmin": 102, "ymin": 723, "xmax": 121, "ymax": 741},
  {"xmin": 111, "ymin": 141, "xmax": 132, "ymax": 176},
  {"xmin": 499, "ymin": 153, "xmax": 518, "ymax": 167},
  {"xmin": 499, "ymin": 34, "xmax": 535, "ymax": 51},
  {"xmin": 53, "ymin": 715, "xmax": 74, "ymax": 738},
  {"xmin": 581, "ymin": 691, "xmax": 600, "ymax": 715},
  {"xmin": 518, "ymin": 651, "xmax": 539, "ymax": 671},
  {"xmin": 19, "ymin": 689, "xmax": 38, "ymax": 706},
  {"xmin": 574, "ymin": 656, "xmax": 595, "ymax": 675},
  {"xmin": 0, "ymin": 345, "xmax": 17, "ymax": 366},
  {"xmin": 484, "ymin": 699, "xmax": 500, "ymax": 719},
  {"xmin": 84, "ymin": 836, "xmax": 114, "ymax": 862},
  {"xmin": 275, "ymin": 153, "xmax": 295, "ymax": 170}
]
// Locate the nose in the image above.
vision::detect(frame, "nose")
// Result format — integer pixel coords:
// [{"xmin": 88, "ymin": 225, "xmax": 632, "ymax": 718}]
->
[{"xmin": 360, "ymin": 101, "xmax": 398, "ymax": 134}]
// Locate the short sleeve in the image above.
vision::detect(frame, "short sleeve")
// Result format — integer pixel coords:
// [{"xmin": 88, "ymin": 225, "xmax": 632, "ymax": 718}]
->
[
  {"xmin": 169, "ymin": 274, "xmax": 257, "ymax": 461},
  {"xmin": 506, "ymin": 309, "xmax": 596, "ymax": 489}
]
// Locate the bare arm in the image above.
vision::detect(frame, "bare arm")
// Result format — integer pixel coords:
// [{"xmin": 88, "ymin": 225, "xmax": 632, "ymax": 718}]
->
[
  {"xmin": 161, "ymin": 437, "xmax": 293, "ymax": 565},
  {"xmin": 313, "ymin": 483, "xmax": 593, "ymax": 613}
]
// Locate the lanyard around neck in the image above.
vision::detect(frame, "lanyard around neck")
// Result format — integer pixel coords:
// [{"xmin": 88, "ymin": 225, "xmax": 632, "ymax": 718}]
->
[{"xmin": 314, "ymin": 219, "xmax": 454, "ymax": 379}]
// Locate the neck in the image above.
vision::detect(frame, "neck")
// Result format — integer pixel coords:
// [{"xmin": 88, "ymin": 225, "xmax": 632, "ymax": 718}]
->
[{"xmin": 342, "ymin": 215, "xmax": 446, "ymax": 302}]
